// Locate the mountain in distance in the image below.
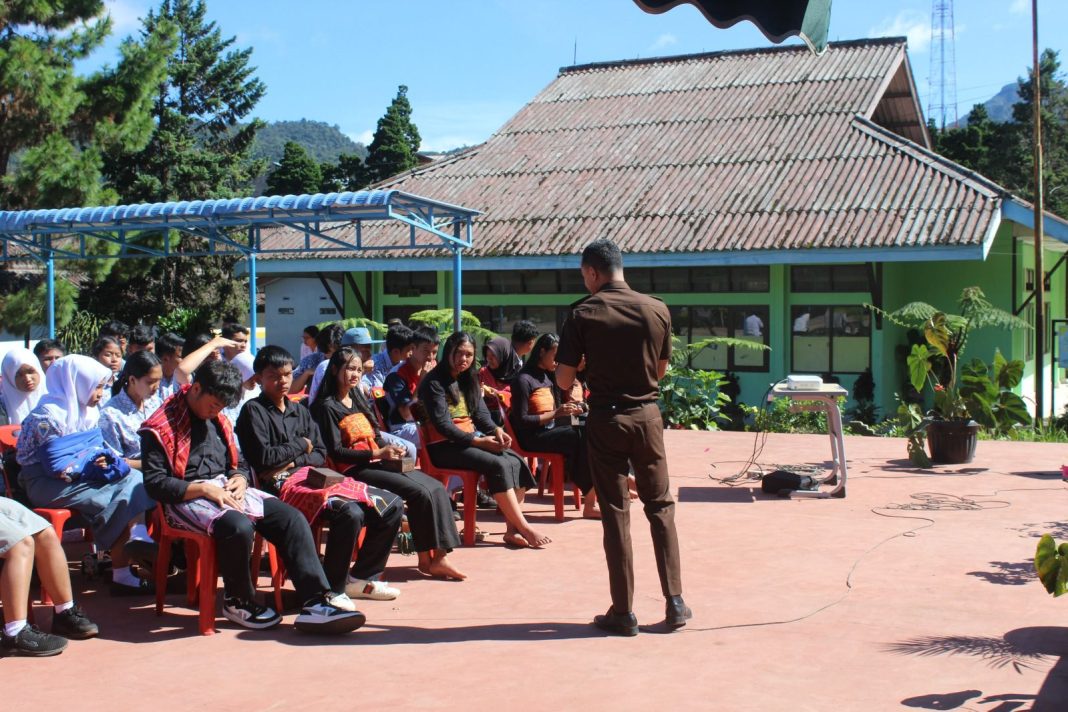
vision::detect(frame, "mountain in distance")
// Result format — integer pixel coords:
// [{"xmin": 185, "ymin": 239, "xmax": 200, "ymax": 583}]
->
[
  {"xmin": 953, "ymin": 83, "xmax": 1020, "ymax": 126},
  {"xmin": 251, "ymin": 119, "xmax": 368, "ymax": 165}
]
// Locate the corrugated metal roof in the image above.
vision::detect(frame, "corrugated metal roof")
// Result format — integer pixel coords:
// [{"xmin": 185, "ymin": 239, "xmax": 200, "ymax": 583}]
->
[{"xmin": 256, "ymin": 38, "xmax": 1008, "ymax": 262}]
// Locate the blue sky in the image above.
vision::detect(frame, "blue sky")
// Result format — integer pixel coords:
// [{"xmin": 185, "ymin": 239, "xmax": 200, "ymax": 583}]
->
[{"xmin": 91, "ymin": 0, "xmax": 1068, "ymax": 152}]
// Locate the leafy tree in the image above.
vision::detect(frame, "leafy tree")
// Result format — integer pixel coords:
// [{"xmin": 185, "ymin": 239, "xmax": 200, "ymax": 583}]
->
[
  {"xmin": 320, "ymin": 152, "xmax": 372, "ymax": 192},
  {"xmin": 266, "ymin": 141, "xmax": 322, "ymax": 195},
  {"xmin": 0, "ymin": 280, "xmax": 78, "ymax": 342},
  {"xmin": 0, "ymin": 1, "xmax": 174, "ymax": 209},
  {"xmin": 89, "ymin": 0, "xmax": 267, "ymax": 326},
  {"xmin": 365, "ymin": 85, "xmax": 421, "ymax": 184}
]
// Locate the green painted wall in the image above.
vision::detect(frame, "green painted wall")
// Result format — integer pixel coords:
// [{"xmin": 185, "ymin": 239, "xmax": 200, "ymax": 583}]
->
[{"xmin": 330, "ymin": 226, "xmax": 1067, "ymax": 420}]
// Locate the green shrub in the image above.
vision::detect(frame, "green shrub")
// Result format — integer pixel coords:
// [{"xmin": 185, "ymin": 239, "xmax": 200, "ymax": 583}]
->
[{"xmin": 658, "ymin": 367, "xmax": 730, "ymax": 430}]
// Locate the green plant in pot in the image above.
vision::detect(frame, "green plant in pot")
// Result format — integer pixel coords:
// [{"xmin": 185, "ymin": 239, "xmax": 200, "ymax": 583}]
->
[{"xmin": 870, "ymin": 287, "xmax": 1031, "ymax": 464}]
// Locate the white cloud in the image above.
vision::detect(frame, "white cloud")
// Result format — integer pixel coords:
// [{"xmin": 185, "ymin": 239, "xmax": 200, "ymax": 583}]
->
[
  {"xmin": 648, "ymin": 33, "xmax": 678, "ymax": 52},
  {"xmin": 1010, "ymin": 0, "xmax": 1030, "ymax": 15},
  {"xmin": 348, "ymin": 130, "xmax": 374, "ymax": 146},
  {"xmin": 869, "ymin": 10, "xmax": 932, "ymax": 54},
  {"xmin": 102, "ymin": 0, "xmax": 149, "ymax": 35}
]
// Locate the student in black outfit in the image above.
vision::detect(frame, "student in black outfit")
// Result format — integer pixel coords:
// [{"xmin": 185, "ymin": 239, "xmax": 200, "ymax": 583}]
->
[
  {"xmin": 139, "ymin": 359, "xmax": 366, "ymax": 634},
  {"xmin": 311, "ymin": 347, "xmax": 466, "ymax": 581},
  {"xmin": 509, "ymin": 333, "xmax": 591, "ymax": 496},
  {"xmin": 235, "ymin": 345, "xmax": 403, "ymax": 601}
]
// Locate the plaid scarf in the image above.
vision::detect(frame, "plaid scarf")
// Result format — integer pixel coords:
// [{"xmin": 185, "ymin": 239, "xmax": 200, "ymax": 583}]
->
[{"xmin": 139, "ymin": 384, "xmax": 239, "ymax": 479}]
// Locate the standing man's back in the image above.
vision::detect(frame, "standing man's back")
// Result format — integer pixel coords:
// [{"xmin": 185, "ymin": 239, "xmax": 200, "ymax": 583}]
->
[{"xmin": 556, "ymin": 238, "xmax": 691, "ymax": 636}]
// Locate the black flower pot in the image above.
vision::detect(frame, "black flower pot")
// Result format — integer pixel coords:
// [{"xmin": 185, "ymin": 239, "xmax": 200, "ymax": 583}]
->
[{"xmin": 926, "ymin": 419, "xmax": 980, "ymax": 464}]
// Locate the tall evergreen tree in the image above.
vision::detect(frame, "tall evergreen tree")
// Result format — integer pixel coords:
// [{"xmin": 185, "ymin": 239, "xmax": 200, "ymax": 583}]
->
[
  {"xmin": 266, "ymin": 141, "xmax": 322, "ymax": 195},
  {"xmin": 91, "ymin": 0, "xmax": 267, "ymax": 325},
  {"xmin": 320, "ymin": 152, "xmax": 372, "ymax": 192},
  {"xmin": 365, "ymin": 85, "xmax": 421, "ymax": 184}
]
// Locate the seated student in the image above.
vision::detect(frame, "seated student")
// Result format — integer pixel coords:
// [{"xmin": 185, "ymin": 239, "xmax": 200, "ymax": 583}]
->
[
  {"xmin": 419, "ymin": 332, "xmax": 550, "ymax": 549},
  {"xmin": 221, "ymin": 351, "xmax": 259, "ymax": 431},
  {"xmin": 155, "ymin": 332, "xmax": 184, "ymax": 402},
  {"xmin": 300, "ymin": 324, "xmax": 319, "ymax": 361},
  {"xmin": 307, "ymin": 327, "xmax": 380, "ymax": 401},
  {"xmin": 480, "ymin": 336, "xmax": 522, "ymax": 394},
  {"xmin": 100, "ymin": 351, "xmax": 163, "ymax": 472},
  {"xmin": 89, "ymin": 336, "xmax": 123, "ymax": 408},
  {"xmin": 98, "ymin": 320, "xmax": 129, "ymax": 355},
  {"xmin": 511, "ymin": 319, "xmax": 539, "ymax": 361},
  {"xmin": 126, "ymin": 324, "xmax": 157, "ymax": 355},
  {"xmin": 174, "ymin": 333, "xmax": 234, "ymax": 386},
  {"xmin": 312, "ymin": 348, "xmax": 465, "ymax": 580},
  {"xmin": 16, "ymin": 355, "xmax": 156, "ymax": 595},
  {"xmin": 220, "ymin": 323, "xmax": 250, "ymax": 362},
  {"xmin": 1, "ymin": 497, "xmax": 99, "ymax": 656},
  {"xmin": 382, "ymin": 325, "xmax": 439, "ymax": 447},
  {"xmin": 139, "ymin": 360, "xmax": 366, "ymax": 634},
  {"xmin": 32, "ymin": 339, "xmax": 65, "ymax": 373},
  {"xmin": 371, "ymin": 324, "xmax": 413, "ymax": 388},
  {"xmin": 1, "ymin": 347, "xmax": 47, "ymax": 427},
  {"xmin": 236, "ymin": 346, "xmax": 403, "ymax": 601},
  {"xmin": 291, "ymin": 323, "xmax": 342, "ymax": 394},
  {"xmin": 509, "ymin": 334, "xmax": 597, "ymax": 518}
]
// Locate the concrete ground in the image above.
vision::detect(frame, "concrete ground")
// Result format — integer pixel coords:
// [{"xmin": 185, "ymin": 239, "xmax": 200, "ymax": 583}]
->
[{"xmin": 4, "ymin": 431, "xmax": 1068, "ymax": 711}]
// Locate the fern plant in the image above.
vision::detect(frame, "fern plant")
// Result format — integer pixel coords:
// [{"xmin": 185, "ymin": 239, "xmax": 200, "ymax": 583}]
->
[{"xmin": 406, "ymin": 308, "xmax": 499, "ymax": 343}]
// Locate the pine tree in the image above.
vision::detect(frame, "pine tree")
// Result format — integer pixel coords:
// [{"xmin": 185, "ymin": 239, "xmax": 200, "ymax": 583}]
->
[
  {"xmin": 266, "ymin": 141, "xmax": 322, "ymax": 195},
  {"xmin": 320, "ymin": 153, "xmax": 372, "ymax": 192},
  {"xmin": 90, "ymin": 0, "xmax": 267, "ymax": 326},
  {"xmin": 365, "ymin": 85, "xmax": 421, "ymax": 184}
]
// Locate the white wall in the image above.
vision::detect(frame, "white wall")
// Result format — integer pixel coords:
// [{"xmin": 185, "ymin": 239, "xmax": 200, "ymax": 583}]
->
[{"xmin": 263, "ymin": 277, "xmax": 342, "ymax": 358}]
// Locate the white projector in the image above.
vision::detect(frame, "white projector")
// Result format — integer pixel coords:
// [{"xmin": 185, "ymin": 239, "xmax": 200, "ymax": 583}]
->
[{"xmin": 786, "ymin": 374, "xmax": 824, "ymax": 390}]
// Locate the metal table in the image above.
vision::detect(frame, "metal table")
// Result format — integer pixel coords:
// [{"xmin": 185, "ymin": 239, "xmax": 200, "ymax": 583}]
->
[{"xmin": 768, "ymin": 383, "xmax": 849, "ymax": 498}]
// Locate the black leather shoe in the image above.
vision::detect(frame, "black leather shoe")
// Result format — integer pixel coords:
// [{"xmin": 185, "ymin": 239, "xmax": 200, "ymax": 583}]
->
[
  {"xmin": 665, "ymin": 595, "xmax": 692, "ymax": 629},
  {"xmin": 593, "ymin": 608, "xmax": 638, "ymax": 637}
]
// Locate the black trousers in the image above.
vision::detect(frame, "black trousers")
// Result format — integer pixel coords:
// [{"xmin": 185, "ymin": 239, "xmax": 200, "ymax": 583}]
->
[
  {"xmin": 346, "ymin": 466, "xmax": 461, "ymax": 553},
  {"xmin": 320, "ymin": 490, "xmax": 403, "ymax": 592},
  {"xmin": 426, "ymin": 443, "xmax": 536, "ymax": 494},
  {"xmin": 516, "ymin": 424, "xmax": 591, "ymax": 494},
  {"xmin": 213, "ymin": 497, "xmax": 329, "ymax": 606}
]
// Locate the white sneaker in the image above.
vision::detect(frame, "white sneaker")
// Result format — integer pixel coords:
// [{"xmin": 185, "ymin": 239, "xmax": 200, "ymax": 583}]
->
[
  {"xmin": 326, "ymin": 591, "xmax": 357, "ymax": 612},
  {"xmin": 222, "ymin": 597, "xmax": 282, "ymax": 630},
  {"xmin": 295, "ymin": 596, "xmax": 366, "ymax": 635},
  {"xmin": 346, "ymin": 577, "xmax": 400, "ymax": 601}
]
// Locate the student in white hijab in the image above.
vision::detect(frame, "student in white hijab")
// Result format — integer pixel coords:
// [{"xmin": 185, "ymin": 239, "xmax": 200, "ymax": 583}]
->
[
  {"xmin": 14, "ymin": 355, "xmax": 157, "ymax": 595},
  {"xmin": 0, "ymin": 347, "xmax": 47, "ymax": 426}
]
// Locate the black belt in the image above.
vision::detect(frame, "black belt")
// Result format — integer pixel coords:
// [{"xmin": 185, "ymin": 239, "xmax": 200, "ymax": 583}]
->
[{"xmin": 587, "ymin": 399, "xmax": 658, "ymax": 413}]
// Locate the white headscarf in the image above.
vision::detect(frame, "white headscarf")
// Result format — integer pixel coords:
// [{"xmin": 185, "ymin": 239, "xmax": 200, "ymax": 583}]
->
[
  {"xmin": 1, "ymin": 347, "xmax": 47, "ymax": 426},
  {"xmin": 35, "ymin": 354, "xmax": 113, "ymax": 433}
]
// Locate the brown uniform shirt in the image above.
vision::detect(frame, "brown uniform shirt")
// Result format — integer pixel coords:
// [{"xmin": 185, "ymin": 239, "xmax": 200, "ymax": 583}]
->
[{"xmin": 557, "ymin": 280, "xmax": 672, "ymax": 407}]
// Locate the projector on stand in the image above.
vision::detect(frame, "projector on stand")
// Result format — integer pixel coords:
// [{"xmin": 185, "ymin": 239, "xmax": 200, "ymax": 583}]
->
[{"xmin": 785, "ymin": 374, "xmax": 824, "ymax": 391}]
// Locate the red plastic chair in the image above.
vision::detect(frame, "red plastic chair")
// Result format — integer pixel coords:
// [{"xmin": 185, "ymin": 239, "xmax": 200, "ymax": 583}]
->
[
  {"xmin": 1, "ymin": 424, "xmax": 78, "ymax": 604},
  {"xmin": 416, "ymin": 424, "xmax": 481, "ymax": 547},
  {"xmin": 154, "ymin": 504, "xmax": 219, "ymax": 635}
]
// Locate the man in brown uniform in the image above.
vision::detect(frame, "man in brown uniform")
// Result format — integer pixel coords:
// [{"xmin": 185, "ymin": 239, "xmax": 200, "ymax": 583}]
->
[{"xmin": 556, "ymin": 239, "xmax": 691, "ymax": 636}]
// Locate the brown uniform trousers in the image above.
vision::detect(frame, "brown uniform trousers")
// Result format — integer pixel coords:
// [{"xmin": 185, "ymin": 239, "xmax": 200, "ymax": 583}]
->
[{"xmin": 587, "ymin": 402, "xmax": 682, "ymax": 613}]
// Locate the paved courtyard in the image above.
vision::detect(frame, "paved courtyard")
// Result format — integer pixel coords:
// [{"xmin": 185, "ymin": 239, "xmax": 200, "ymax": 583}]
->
[{"xmin": 6, "ymin": 430, "xmax": 1068, "ymax": 711}]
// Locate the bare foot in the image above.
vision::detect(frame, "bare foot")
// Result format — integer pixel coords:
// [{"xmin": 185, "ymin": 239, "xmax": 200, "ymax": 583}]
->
[
  {"xmin": 503, "ymin": 532, "xmax": 529, "ymax": 548},
  {"xmin": 426, "ymin": 557, "xmax": 467, "ymax": 580},
  {"xmin": 521, "ymin": 527, "xmax": 551, "ymax": 548}
]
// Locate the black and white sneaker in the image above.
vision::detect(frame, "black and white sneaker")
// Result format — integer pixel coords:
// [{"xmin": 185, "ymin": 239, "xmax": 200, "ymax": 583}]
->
[
  {"xmin": 1, "ymin": 625, "xmax": 68, "ymax": 657},
  {"xmin": 52, "ymin": 605, "xmax": 100, "ymax": 640},
  {"xmin": 222, "ymin": 597, "xmax": 282, "ymax": 630},
  {"xmin": 294, "ymin": 595, "xmax": 366, "ymax": 635}
]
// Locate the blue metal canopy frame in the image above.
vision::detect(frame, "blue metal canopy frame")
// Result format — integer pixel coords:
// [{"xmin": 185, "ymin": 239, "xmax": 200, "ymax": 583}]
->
[{"xmin": 0, "ymin": 190, "xmax": 481, "ymax": 349}]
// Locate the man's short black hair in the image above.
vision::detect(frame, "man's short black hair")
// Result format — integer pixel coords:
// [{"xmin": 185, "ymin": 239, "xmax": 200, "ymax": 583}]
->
[
  {"xmin": 385, "ymin": 324, "xmax": 414, "ymax": 352},
  {"xmin": 511, "ymin": 319, "xmax": 538, "ymax": 344},
  {"xmin": 253, "ymin": 344, "xmax": 294, "ymax": 374},
  {"xmin": 316, "ymin": 323, "xmax": 344, "ymax": 353},
  {"xmin": 156, "ymin": 332, "xmax": 183, "ymax": 358},
  {"xmin": 411, "ymin": 325, "xmax": 439, "ymax": 347},
  {"xmin": 193, "ymin": 359, "xmax": 243, "ymax": 407},
  {"xmin": 33, "ymin": 339, "xmax": 65, "ymax": 357},
  {"xmin": 221, "ymin": 322, "xmax": 250, "ymax": 339},
  {"xmin": 127, "ymin": 324, "xmax": 157, "ymax": 347},
  {"xmin": 581, "ymin": 238, "xmax": 623, "ymax": 274},
  {"xmin": 99, "ymin": 320, "xmax": 128, "ymax": 340}
]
